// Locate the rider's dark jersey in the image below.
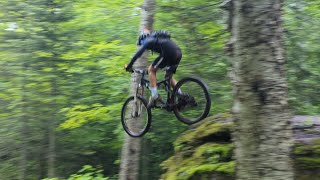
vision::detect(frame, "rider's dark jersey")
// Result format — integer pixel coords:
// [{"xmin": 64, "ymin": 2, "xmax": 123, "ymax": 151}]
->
[{"xmin": 128, "ymin": 37, "xmax": 182, "ymax": 70}]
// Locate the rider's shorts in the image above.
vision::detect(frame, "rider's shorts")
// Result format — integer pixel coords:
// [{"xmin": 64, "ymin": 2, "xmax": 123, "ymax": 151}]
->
[{"xmin": 152, "ymin": 49, "xmax": 182, "ymax": 73}]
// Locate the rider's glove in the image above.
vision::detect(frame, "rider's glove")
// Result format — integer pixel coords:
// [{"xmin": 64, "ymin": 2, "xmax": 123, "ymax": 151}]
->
[{"xmin": 125, "ymin": 65, "xmax": 133, "ymax": 72}]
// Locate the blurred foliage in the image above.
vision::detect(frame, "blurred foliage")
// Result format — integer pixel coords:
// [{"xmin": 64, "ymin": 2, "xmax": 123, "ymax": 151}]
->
[
  {"xmin": 0, "ymin": 0, "xmax": 319, "ymax": 179},
  {"xmin": 284, "ymin": 0, "xmax": 320, "ymax": 115},
  {"xmin": 43, "ymin": 165, "xmax": 109, "ymax": 180}
]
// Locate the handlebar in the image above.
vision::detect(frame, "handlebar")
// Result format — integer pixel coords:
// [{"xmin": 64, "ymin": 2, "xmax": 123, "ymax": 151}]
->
[
  {"xmin": 132, "ymin": 69, "xmax": 148, "ymax": 75},
  {"xmin": 124, "ymin": 64, "xmax": 148, "ymax": 74}
]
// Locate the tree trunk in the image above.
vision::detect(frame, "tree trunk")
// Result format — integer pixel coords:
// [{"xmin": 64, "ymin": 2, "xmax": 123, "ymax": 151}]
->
[
  {"xmin": 119, "ymin": 0, "xmax": 155, "ymax": 180},
  {"xmin": 47, "ymin": 0, "xmax": 58, "ymax": 177},
  {"xmin": 47, "ymin": 61, "xmax": 57, "ymax": 178},
  {"xmin": 47, "ymin": 110, "xmax": 56, "ymax": 178},
  {"xmin": 19, "ymin": 118, "xmax": 28, "ymax": 180},
  {"xmin": 19, "ymin": 65, "xmax": 28, "ymax": 180},
  {"xmin": 231, "ymin": 0, "xmax": 294, "ymax": 179}
]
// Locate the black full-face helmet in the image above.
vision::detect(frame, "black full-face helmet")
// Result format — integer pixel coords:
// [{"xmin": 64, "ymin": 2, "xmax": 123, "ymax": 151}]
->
[{"xmin": 137, "ymin": 32, "xmax": 150, "ymax": 46}]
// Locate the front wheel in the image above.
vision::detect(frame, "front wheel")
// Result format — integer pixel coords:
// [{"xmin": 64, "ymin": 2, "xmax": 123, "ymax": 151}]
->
[
  {"xmin": 121, "ymin": 96, "xmax": 152, "ymax": 137},
  {"xmin": 173, "ymin": 77, "xmax": 211, "ymax": 124}
]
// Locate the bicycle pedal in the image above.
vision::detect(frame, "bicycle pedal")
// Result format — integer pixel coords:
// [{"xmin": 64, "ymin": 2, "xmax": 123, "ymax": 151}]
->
[
  {"xmin": 159, "ymin": 104, "xmax": 166, "ymax": 108},
  {"xmin": 154, "ymin": 101, "xmax": 166, "ymax": 108}
]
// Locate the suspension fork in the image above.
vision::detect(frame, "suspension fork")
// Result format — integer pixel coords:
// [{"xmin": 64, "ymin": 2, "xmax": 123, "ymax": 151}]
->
[{"xmin": 133, "ymin": 74, "xmax": 145, "ymax": 117}]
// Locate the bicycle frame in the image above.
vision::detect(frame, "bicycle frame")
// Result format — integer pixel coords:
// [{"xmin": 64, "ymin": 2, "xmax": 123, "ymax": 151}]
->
[
  {"xmin": 133, "ymin": 69, "xmax": 175, "ymax": 111},
  {"xmin": 122, "ymin": 68, "xmax": 211, "ymax": 137}
]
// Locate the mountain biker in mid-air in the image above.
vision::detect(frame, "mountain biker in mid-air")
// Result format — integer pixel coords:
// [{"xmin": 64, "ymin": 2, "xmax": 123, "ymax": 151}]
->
[{"xmin": 125, "ymin": 30, "xmax": 182, "ymax": 108}]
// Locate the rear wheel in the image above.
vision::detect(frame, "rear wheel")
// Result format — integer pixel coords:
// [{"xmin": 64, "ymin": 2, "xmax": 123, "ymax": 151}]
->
[
  {"xmin": 121, "ymin": 96, "xmax": 151, "ymax": 137},
  {"xmin": 173, "ymin": 77, "xmax": 211, "ymax": 124}
]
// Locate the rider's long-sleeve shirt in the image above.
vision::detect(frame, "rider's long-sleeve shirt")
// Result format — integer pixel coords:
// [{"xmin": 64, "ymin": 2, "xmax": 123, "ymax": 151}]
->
[{"xmin": 127, "ymin": 37, "xmax": 180, "ymax": 68}]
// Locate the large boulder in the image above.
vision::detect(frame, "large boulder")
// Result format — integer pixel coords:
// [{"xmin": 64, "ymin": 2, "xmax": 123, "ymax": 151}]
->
[{"xmin": 161, "ymin": 114, "xmax": 320, "ymax": 180}]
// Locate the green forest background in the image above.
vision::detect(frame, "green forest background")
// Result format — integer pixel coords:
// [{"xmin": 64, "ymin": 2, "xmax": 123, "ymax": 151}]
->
[{"xmin": 0, "ymin": 0, "xmax": 319, "ymax": 179}]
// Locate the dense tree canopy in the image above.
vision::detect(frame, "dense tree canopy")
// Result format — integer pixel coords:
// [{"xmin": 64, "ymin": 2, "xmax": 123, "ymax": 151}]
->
[{"xmin": 0, "ymin": 0, "xmax": 319, "ymax": 179}]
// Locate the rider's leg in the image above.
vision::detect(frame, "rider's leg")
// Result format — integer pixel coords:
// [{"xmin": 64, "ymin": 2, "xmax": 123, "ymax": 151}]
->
[
  {"xmin": 147, "ymin": 65, "xmax": 163, "ymax": 108},
  {"xmin": 166, "ymin": 70, "xmax": 183, "ymax": 95},
  {"xmin": 148, "ymin": 65, "xmax": 158, "ymax": 98},
  {"xmin": 172, "ymin": 77, "xmax": 183, "ymax": 94},
  {"xmin": 168, "ymin": 50, "xmax": 182, "ymax": 92},
  {"xmin": 170, "ymin": 78, "xmax": 177, "ymax": 88}
]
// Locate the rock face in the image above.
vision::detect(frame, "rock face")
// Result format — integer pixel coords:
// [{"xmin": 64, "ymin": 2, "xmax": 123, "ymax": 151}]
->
[
  {"xmin": 292, "ymin": 116, "xmax": 320, "ymax": 180},
  {"xmin": 161, "ymin": 114, "xmax": 320, "ymax": 180}
]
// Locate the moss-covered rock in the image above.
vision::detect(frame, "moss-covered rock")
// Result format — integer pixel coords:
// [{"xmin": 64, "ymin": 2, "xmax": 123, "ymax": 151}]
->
[
  {"xmin": 294, "ymin": 138, "xmax": 320, "ymax": 180},
  {"xmin": 161, "ymin": 114, "xmax": 320, "ymax": 180},
  {"xmin": 161, "ymin": 114, "xmax": 235, "ymax": 180}
]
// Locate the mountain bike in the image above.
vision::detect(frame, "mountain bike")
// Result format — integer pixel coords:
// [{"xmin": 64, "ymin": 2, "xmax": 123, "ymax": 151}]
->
[{"xmin": 121, "ymin": 68, "xmax": 211, "ymax": 137}]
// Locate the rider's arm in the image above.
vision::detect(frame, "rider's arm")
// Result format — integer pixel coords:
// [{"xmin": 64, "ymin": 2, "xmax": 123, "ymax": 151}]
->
[{"xmin": 127, "ymin": 43, "xmax": 148, "ymax": 69}]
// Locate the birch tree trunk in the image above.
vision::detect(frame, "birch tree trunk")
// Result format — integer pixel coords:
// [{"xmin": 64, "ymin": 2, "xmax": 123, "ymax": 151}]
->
[
  {"xmin": 19, "ymin": 64, "xmax": 28, "ymax": 180},
  {"xmin": 47, "ymin": 0, "xmax": 57, "ymax": 176},
  {"xmin": 47, "ymin": 78, "xmax": 57, "ymax": 178},
  {"xmin": 231, "ymin": 0, "xmax": 294, "ymax": 179},
  {"xmin": 119, "ymin": 0, "xmax": 155, "ymax": 180}
]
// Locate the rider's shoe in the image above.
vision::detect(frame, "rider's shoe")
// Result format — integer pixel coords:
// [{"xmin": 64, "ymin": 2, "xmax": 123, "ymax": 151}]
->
[{"xmin": 147, "ymin": 95, "xmax": 163, "ymax": 108}]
